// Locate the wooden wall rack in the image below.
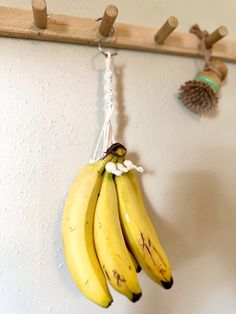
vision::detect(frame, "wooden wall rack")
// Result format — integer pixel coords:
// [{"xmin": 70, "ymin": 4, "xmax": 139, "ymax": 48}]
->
[{"xmin": 0, "ymin": 2, "xmax": 236, "ymax": 63}]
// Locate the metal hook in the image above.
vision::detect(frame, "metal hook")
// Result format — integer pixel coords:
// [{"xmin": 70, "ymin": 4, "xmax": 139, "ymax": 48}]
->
[
  {"xmin": 95, "ymin": 16, "xmax": 117, "ymax": 57},
  {"xmin": 98, "ymin": 40, "xmax": 118, "ymax": 57}
]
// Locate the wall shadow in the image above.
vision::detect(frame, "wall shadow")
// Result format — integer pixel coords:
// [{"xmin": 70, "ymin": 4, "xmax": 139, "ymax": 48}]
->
[
  {"xmin": 139, "ymin": 168, "xmax": 235, "ymax": 269},
  {"xmin": 126, "ymin": 150, "xmax": 236, "ymax": 313}
]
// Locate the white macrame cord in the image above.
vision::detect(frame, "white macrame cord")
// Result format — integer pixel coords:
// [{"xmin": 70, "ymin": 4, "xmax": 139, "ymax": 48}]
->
[
  {"xmin": 91, "ymin": 50, "xmax": 144, "ymax": 176},
  {"xmin": 92, "ymin": 51, "xmax": 115, "ymax": 161}
]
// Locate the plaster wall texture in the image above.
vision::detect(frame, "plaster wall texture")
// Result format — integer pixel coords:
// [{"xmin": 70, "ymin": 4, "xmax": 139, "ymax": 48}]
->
[{"xmin": 0, "ymin": 1, "xmax": 236, "ymax": 313}]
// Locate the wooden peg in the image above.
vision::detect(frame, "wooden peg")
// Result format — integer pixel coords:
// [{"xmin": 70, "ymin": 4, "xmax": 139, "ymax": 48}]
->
[
  {"xmin": 205, "ymin": 26, "xmax": 228, "ymax": 49},
  {"xmin": 31, "ymin": 0, "xmax": 47, "ymax": 29},
  {"xmin": 98, "ymin": 5, "xmax": 118, "ymax": 37},
  {"xmin": 154, "ymin": 16, "xmax": 179, "ymax": 44}
]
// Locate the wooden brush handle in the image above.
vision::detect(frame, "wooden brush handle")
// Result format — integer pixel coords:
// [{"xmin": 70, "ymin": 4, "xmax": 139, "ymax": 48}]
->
[{"xmin": 208, "ymin": 59, "xmax": 228, "ymax": 81}]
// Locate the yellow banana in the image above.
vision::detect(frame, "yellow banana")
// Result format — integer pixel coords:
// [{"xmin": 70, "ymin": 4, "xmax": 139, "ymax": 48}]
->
[
  {"xmin": 62, "ymin": 155, "xmax": 113, "ymax": 308},
  {"xmin": 94, "ymin": 170, "xmax": 142, "ymax": 302},
  {"xmin": 115, "ymin": 170, "xmax": 173, "ymax": 289}
]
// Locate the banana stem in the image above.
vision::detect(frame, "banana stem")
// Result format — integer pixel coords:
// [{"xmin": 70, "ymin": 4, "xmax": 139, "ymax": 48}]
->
[
  {"xmin": 111, "ymin": 156, "xmax": 119, "ymax": 163},
  {"xmin": 117, "ymin": 156, "xmax": 125, "ymax": 164},
  {"xmin": 104, "ymin": 143, "xmax": 127, "ymax": 158}
]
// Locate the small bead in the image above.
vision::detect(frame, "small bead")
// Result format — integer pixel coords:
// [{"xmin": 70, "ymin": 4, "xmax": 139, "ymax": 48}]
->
[
  {"xmin": 105, "ymin": 162, "xmax": 116, "ymax": 172},
  {"xmin": 113, "ymin": 169, "xmax": 122, "ymax": 176},
  {"xmin": 117, "ymin": 163, "xmax": 129, "ymax": 173},
  {"xmin": 123, "ymin": 160, "xmax": 133, "ymax": 170},
  {"xmin": 134, "ymin": 166, "xmax": 144, "ymax": 173}
]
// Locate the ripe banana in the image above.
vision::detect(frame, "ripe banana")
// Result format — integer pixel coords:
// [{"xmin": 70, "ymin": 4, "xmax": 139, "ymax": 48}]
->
[
  {"xmin": 62, "ymin": 154, "xmax": 113, "ymax": 308},
  {"xmin": 94, "ymin": 169, "xmax": 142, "ymax": 302},
  {"xmin": 115, "ymin": 170, "xmax": 173, "ymax": 289}
]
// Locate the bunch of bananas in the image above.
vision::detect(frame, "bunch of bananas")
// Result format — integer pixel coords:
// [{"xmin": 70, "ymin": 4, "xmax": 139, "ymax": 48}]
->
[{"xmin": 62, "ymin": 143, "xmax": 173, "ymax": 308}]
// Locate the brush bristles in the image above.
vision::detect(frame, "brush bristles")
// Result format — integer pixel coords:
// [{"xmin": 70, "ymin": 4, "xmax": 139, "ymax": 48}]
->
[{"xmin": 179, "ymin": 80, "xmax": 218, "ymax": 114}]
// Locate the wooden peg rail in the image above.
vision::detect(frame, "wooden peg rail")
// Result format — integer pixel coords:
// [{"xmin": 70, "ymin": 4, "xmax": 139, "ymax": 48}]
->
[{"xmin": 0, "ymin": 5, "xmax": 236, "ymax": 63}]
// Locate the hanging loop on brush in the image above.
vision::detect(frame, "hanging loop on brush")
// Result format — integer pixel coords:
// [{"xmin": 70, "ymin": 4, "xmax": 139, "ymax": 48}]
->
[{"xmin": 190, "ymin": 24, "xmax": 222, "ymax": 79}]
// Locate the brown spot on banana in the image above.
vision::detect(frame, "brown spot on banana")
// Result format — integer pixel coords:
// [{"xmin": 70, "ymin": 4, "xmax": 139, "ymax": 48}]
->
[
  {"xmin": 69, "ymin": 226, "xmax": 77, "ymax": 232},
  {"xmin": 140, "ymin": 233, "xmax": 146, "ymax": 254},
  {"xmin": 152, "ymin": 245, "xmax": 167, "ymax": 268},
  {"xmin": 139, "ymin": 232, "xmax": 167, "ymax": 278},
  {"xmin": 112, "ymin": 270, "xmax": 126, "ymax": 287}
]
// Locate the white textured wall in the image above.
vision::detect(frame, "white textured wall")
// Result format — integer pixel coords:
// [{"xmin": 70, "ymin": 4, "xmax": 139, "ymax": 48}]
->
[{"xmin": 1, "ymin": 1, "xmax": 236, "ymax": 313}]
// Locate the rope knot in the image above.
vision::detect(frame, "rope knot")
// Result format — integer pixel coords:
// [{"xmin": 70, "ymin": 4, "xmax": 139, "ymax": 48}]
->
[{"xmin": 190, "ymin": 24, "xmax": 222, "ymax": 79}]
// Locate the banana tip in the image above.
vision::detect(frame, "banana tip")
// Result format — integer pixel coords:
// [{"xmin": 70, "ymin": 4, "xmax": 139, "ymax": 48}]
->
[
  {"xmin": 136, "ymin": 265, "xmax": 142, "ymax": 273},
  {"xmin": 131, "ymin": 292, "xmax": 142, "ymax": 303},
  {"xmin": 105, "ymin": 300, "xmax": 113, "ymax": 308},
  {"xmin": 161, "ymin": 277, "xmax": 174, "ymax": 289}
]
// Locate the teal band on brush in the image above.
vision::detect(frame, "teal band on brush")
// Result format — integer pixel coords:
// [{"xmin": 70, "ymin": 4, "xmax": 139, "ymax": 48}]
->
[{"xmin": 195, "ymin": 75, "xmax": 220, "ymax": 93}]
